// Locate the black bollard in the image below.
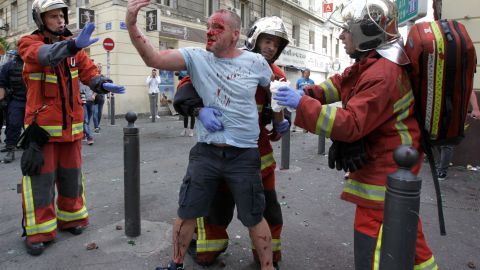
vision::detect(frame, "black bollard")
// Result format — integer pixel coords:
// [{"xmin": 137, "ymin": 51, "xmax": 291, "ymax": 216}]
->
[
  {"xmin": 123, "ymin": 112, "xmax": 140, "ymax": 237},
  {"xmin": 280, "ymin": 130, "xmax": 290, "ymax": 169},
  {"xmin": 110, "ymin": 93, "xmax": 116, "ymax": 125},
  {"xmin": 379, "ymin": 145, "xmax": 422, "ymax": 270},
  {"xmin": 317, "ymin": 134, "xmax": 325, "ymax": 155}
]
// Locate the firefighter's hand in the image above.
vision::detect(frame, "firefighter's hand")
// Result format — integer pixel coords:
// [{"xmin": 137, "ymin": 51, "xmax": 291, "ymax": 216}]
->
[
  {"xmin": 198, "ymin": 107, "xmax": 223, "ymax": 133},
  {"xmin": 273, "ymin": 119, "xmax": 290, "ymax": 136},
  {"xmin": 75, "ymin": 23, "xmax": 99, "ymax": 49},
  {"xmin": 102, "ymin": 82, "xmax": 126, "ymax": 94},
  {"xmin": 274, "ymin": 86, "xmax": 301, "ymax": 109}
]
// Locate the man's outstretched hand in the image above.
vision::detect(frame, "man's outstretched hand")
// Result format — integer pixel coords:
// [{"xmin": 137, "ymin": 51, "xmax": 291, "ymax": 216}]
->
[
  {"xmin": 102, "ymin": 82, "xmax": 126, "ymax": 94},
  {"xmin": 126, "ymin": 0, "xmax": 151, "ymax": 26},
  {"xmin": 75, "ymin": 23, "xmax": 99, "ymax": 49}
]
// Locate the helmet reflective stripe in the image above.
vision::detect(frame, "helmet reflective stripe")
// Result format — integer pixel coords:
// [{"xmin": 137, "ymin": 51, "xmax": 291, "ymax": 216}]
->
[
  {"xmin": 328, "ymin": 0, "xmax": 400, "ymax": 52},
  {"xmin": 32, "ymin": 0, "xmax": 69, "ymax": 30},
  {"xmin": 245, "ymin": 16, "xmax": 290, "ymax": 62}
]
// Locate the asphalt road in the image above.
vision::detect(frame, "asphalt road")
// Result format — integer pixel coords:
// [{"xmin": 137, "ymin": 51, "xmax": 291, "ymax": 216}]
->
[{"xmin": 0, "ymin": 115, "xmax": 479, "ymax": 270}]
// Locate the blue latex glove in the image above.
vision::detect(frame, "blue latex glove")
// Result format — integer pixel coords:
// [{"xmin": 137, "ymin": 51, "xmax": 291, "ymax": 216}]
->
[
  {"xmin": 198, "ymin": 107, "xmax": 223, "ymax": 133},
  {"xmin": 75, "ymin": 23, "xmax": 99, "ymax": 49},
  {"xmin": 102, "ymin": 82, "xmax": 126, "ymax": 94},
  {"xmin": 274, "ymin": 119, "xmax": 290, "ymax": 136},
  {"xmin": 273, "ymin": 86, "xmax": 302, "ymax": 109}
]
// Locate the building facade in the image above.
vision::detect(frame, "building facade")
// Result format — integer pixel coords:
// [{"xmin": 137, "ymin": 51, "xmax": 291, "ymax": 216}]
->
[{"xmin": 0, "ymin": 0, "xmax": 351, "ymax": 115}]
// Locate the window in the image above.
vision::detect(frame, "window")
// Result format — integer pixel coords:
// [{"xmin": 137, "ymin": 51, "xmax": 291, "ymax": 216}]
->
[
  {"xmin": 76, "ymin": 0, "xmax": 89, "ymax": 7},
  {"xmin": 292, "ymin": 24, "xmax": 300, "ymax": 47},
  {"xmin": 322, "ymin": 35, "xmax": 328, "ymax": 54},
  {"xmin": 156, "ymin": 0, "xmax": 176, "ymax": 7},
  {"xmin": 309, "ymin": 30, "xmax": 315, "ymax": 51},
  {"xmin": 11, "ymin": 2, "xmax": 18, "ymax": 31},
  {"xmin": 27, "ymin": 0, "xmax": 34, "ymax": 24},
  {"xmin": 206, "ymin": 0, "xmax": 220, "ymax": 16},
  {"xmin": 240, "ymin": 1, "xmax": 250, "ymax": 28}
]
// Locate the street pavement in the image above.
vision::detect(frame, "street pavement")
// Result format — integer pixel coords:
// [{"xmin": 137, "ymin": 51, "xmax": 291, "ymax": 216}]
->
[{"xmin": 0, "ymin": 115, "xmax": 479, "ymax": 270}]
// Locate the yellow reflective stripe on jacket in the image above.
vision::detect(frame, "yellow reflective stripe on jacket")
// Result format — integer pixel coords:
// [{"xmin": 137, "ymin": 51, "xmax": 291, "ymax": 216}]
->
[
  {"xmin": 261, "ymin": 152, "xmax": 275, "ymax": 171},
  {"xmin": 57, "ymin": 205, "xmax": 88, "ymax": 222},
  {"xmin": 72, "ymin": 122, "xmax": 84, "ymax": 135},
  {"xmin": 28, "ymin": 73, "xmax": 44, "ymax": 81},
  {"xmin": 45, "ymin": 74, "xmax": 57, "ymax": 84},
  {"xmin": 320, "ymin": 79, "xmax": 340, "ymax": 103},
  {"xmin": 343, "ymin": 179, "xmax": 386, "ymax": 202},
  {"xmin": 394, "ymin": 91, "xmax": 414, "ymax": 145},
  {"xmin": 251, "ymin": 238, "xmax": 282, "ymax": 252},
  {"xmin": 25, "ymin": 218, "xmax": 57, "ymax": 235},
  {"xmin": 315, "ymin": 105, "xmax": 337, "ymax": 137},
  {"xmin": 71, "ymin": 70, "xmax": 79, "ymax": 78},
  {"xmin": 40, "ymin": 125, "xmax": 62, "ymax": 137},
  {"xmin": 431, "ymin": 22, "xmax": 445, "ymax": 139},
  {"xmin": 22, "ymin": 176, "xmax": 36, "ymax": 227},
  {"xmin": 414, "ymin": 255, "xmax": 438, "ymax": 270},
  {"xmin": 257, "ymin": 104, "xmax": 263, "ymax": 113}
]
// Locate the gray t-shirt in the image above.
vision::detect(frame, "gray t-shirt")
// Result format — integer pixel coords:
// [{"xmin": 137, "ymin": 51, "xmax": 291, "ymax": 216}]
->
[{"xmin": 180, "ymin": 48, "xmax": 272, "ymax": 148}]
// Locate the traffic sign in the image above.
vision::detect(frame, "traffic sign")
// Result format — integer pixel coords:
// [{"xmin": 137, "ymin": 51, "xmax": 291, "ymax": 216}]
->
[
  {"xmin": 397, "ymin": 0, "xmax": 428, "ymax": 26},
  {"xmin": 103, "ymin": 38, "xmax": 115, "ymax": 51}
]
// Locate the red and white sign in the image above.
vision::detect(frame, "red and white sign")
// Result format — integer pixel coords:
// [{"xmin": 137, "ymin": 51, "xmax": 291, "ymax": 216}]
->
[
  {"xmin": 103, "ymin": 38, "xmax": 115, "ymax": 51},
  {"xmin": 323, "ymin": 3, "xmax": 333, "ymax": 13}
]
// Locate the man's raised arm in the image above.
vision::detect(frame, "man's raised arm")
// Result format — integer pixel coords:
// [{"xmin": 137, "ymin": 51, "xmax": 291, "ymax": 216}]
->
[{"xmin": 126, "ymin": 0, "xmax": 186, "ymax": 71}]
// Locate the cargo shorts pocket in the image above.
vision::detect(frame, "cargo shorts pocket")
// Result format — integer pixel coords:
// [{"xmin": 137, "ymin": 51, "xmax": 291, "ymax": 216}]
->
[
  {"xmin": 178, "ymin": 174, "xmax": 191, "ymax": 207},
  {"xmin": 251, "ymin": 180, "xmax": 265, "ymax": 215}
]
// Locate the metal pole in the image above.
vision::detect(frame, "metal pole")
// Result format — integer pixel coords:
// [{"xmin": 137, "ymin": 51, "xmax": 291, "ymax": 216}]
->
[
  {"xmin": 317, "ymin": 134, "xmax": 325, "ymax": 155},
  {"xmin": 123, "ymin": 112, "xmax": 140, "ymax": 237},
  {"xmin": 379, "ymin": 145, "xmax": 421, "ymax": 270},
  {"xmin": 280, "ymin": 130, "xmax": 290, "ymax": 169},
  {"xmin": 108, "ymin": 51, "xmax": 115, "ymax": 125}
]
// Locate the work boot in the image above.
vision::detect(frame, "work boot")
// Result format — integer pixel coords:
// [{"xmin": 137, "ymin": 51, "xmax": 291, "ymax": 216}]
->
[
  {"xmin": 3, "ymin": 150, "xmax": 14, "ymax": 163},
  {"xmin": 155, "ymin": 260, "xmax": 184, "ymax": 270},
  {"xmin": 25, "ymin": 239, "xmax": 45, "ymax": 256},
  {"xmin": 62, "ymin": 226, "xmax": 85, "ymax": 235}
]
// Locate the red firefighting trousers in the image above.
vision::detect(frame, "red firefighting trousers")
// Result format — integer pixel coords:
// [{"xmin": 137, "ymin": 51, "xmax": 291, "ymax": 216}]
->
[
  {"xmin": 22, "ymin": 140, "xmax": 89, "ymax": 243},
  {"xmin": 354, "ymin": 206, "xmax": 437, "ymax": 270}
]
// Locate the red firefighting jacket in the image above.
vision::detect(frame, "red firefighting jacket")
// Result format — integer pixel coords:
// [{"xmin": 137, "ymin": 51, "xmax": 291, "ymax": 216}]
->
[
  {"xmin": 295, "ymin": 52, "xmax": 423, "ymax": 209},
  {"xmin": 256, "ymin": 64, "xmax": 286, "ymax": 179},
  {"xmin": 18, "ymin": 32, "xmax": 99, "ymax": 142}
]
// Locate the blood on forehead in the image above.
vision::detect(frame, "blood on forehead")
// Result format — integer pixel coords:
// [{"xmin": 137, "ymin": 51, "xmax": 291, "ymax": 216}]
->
[{"xmin": 207, "ymin": 13, "xmax": 227, "ymax": 30}]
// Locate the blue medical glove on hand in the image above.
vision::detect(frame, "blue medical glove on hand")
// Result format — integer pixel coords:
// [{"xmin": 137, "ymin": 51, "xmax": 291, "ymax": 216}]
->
[
  {"xmin": 198, "ymin": 107, "xmax": 223, "ymax": 133},
  {"xmin": 75, "ymin": 23, "xmax": 99, "ymax": 49},
  {"xmin": 102, "ymin": 82, "xmax": 126, "ymax": 94},
  {"xmin": 274, "ymin": 119, "xmax": 290, "ymax": 136},
  {"xmin": 274, "ymin": 86, "xmax": 301, "ymax": 109}
]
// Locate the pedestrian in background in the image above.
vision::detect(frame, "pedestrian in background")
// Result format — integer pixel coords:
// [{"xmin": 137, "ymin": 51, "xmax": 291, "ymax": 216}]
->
[
  {"xmin": 146, "ymin": 68, "xmax": 161, "ymax": 119},
  {"xmin": 18, "ymin": 0, "xmax": 125, "ymax": 256},
  {"xmin": 0, "ymin": 50, "xmax": 27, "ymax": 163},
  {"xmin": 274, "ymin": 1, "xmax": 437, "ymax": 269},
  {"xmin": 176, "ymin": 70, "xmax": 195, "ymax": 137},
  {"xmin": 80, "ymin": 81, "xmax": 95, "ymax": 145},
  {"xmin": 291, "ymin": 68, "xmax": 314, "ymax": 132},
  {"xmin": 93, "ymin": 63, "xmax": 105, "ymax": 133}
]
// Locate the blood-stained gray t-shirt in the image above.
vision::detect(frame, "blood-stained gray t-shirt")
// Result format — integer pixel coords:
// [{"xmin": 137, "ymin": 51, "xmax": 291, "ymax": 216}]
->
[{"xmin": 180, "ymin": 48, "xmax": 272, "ymax": 148}]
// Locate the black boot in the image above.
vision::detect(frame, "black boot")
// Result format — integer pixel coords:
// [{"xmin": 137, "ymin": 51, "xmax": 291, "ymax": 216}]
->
[
  {"xmin": 62, "ymin": 226, "xmax": 85, "ymax": 235},
  {"xmin": 25, "ymin": 240, "xmax": 45, "ymax": 256},
  {"xmin": 3, "ymin": 150, "xmax": 14, "ymax": 163}
]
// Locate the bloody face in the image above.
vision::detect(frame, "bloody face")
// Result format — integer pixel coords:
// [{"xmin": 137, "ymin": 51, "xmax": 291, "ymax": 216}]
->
[{"xmin": 206, "ymin": 13, "xmax": 231, "ymax": 53}]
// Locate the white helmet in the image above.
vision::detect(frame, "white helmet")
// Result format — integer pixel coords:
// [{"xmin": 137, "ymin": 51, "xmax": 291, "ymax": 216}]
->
[
  {"xmin": 32, "ymin": 0, "xmax": 69, "ymax": 31},
  {"xmin": 328, "ymin": 0, "xmax": 400, "ymax": 52},
  {"xmin": 245, "ymin": 16, "xmax": 290, "ymax": 63}
]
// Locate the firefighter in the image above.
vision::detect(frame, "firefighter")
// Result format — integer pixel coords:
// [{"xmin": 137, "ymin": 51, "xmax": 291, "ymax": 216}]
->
[
  {"xmin": 273, "ymin": 0, "xmax": 438, "ymax": 269},
  {"xmin": 18, "ymin": 0, "xmax": 125, "ymax": 256},
  {"xmin": 0, "ymin": 50, "xmax": 27, "ymax": 163},
  {"xmin": 183, "ymin": 17, "xmax": 290, "ymax": 268}
]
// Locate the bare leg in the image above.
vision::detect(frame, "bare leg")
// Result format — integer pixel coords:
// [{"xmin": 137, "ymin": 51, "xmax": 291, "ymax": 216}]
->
[
  {"xmin": 172, "ymin": 218, "xmax": 196, "ymax": 264},
  {"xmin": 248, "ymin": 218, "xmax": 275, "ymax": 270}
]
